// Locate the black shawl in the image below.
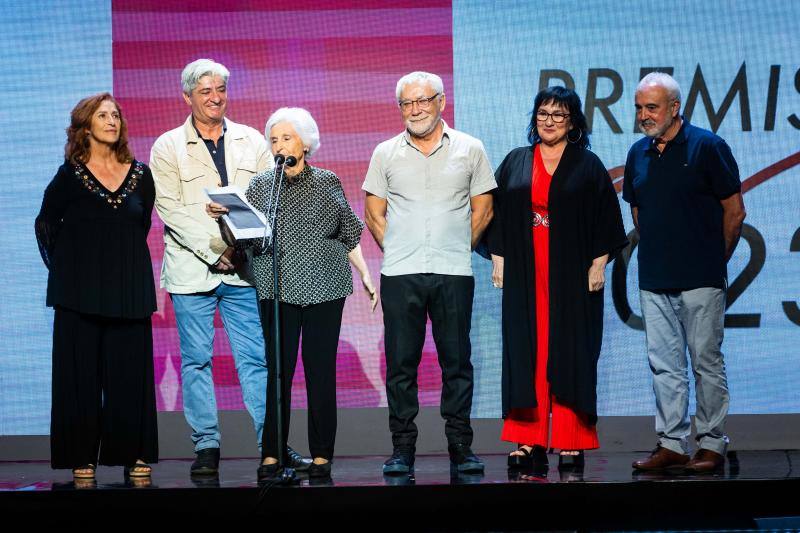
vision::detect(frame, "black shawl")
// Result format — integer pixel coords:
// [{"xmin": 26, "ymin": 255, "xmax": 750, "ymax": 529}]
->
[{"xmin": 485, "ymin": 143, "xmax": 628, "ymax": 423}]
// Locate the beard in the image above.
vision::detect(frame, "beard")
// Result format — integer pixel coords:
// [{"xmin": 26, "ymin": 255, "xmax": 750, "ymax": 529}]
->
[
  {"xmin": 405, "ymin": 114, "xmax": 441, "ymax": 138},
  {"xmin": 639, "ymin": 115, "xmax": 674, "ymax": 139}
]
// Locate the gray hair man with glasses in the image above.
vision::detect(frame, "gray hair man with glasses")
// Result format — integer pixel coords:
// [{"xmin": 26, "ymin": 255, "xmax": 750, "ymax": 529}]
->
[{"xmin": 362, "ymin": 71, "xmax": 497, "ymax": 475}]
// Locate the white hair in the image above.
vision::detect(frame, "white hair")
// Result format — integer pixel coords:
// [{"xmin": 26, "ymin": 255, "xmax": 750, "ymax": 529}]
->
[
  {"xmin": 637, "ymin": 72, "xmax": 682, "ymax": 102},
  {"xmin": 181, "ymin": 59, "xmax": 230, "ymax": 95},
  {"xmin": 395, "ymin": 71, "xmax": 445, "ymax": 101},
  {"xmin": 265, "ymin": 107, "xmax": 321, "ymax": 158}
]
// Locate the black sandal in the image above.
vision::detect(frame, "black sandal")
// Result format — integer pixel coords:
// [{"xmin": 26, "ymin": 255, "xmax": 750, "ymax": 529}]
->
[
  {"xmin": 72, "ymin": 464, "xmax": 96, "ymax": 479},
  {"xmin": 508, "ymin": 446, "xmax": 533, "ymax": 468},
  {"xmin": 558, "ymin": 451, "xmax": 585, "ymax": 470},
  {"xmin": 124, "ymin": 461, "xmax": 152, "ymax": 478},
  {"xmin": 508, "ymin": 445, "xmax": 548, "ymax": 469}
]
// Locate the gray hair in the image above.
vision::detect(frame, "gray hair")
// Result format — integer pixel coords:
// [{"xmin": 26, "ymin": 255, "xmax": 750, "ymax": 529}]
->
[
  {"xmin": 395, "ymin": 71, "xmax": 445, "ymax": 101},
  {"xmin": 637, "ymin": 72, "xmax": 681, "ymax": 102},
  {"xmin": 265, "ymin": 107, "xmax": 321, "ymax": 158},
  {"xmin": 181, "ymin": 59, "xmax": 230, "ymax": 95}
]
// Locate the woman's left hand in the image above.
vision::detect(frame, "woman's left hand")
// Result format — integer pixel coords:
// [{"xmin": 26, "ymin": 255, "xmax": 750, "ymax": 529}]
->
[
  {"xmin": 588, "ymin": 263, "xmax": 605, "ymax": 291},
  {"xmin": 361, "ymin": 273, "xmax": 378, "ymax": 311}
]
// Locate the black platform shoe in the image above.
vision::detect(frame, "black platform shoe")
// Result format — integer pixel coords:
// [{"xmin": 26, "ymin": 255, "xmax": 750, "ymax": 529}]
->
[
  {"xmin": 558, "ymin": 451, "xmax": 585, "ymax": 470},
  {"xmin": 508, "ymin": 445, "xmax": 548, "ymax": 469}
]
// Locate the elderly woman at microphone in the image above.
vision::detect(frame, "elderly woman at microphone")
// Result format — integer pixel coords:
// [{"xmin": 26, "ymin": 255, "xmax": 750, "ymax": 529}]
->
[{"xmin": 207, "ymin": 107, "xmax": 376, "ymax": 479}]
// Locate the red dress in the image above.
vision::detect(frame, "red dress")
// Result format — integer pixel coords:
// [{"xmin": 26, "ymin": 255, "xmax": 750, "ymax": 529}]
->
[{"xmin": 500, "ymin": 145, "xmax": 599, "ymax": 450}]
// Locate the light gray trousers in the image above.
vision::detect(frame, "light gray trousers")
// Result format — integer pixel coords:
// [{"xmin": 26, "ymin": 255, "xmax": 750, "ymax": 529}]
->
[{"xmin": 640, "ymin": 287, "xmax": 730, "ymax": 455}]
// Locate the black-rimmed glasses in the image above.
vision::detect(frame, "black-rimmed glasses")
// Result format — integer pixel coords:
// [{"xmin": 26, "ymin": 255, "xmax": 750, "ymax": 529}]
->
[
  {"xmin": 536, "ymin": 110, "xmax": 570, "ymax": 123},
  {"xmin": 399, "ymin": 93, "xmax": 440, "ymax": 112}
]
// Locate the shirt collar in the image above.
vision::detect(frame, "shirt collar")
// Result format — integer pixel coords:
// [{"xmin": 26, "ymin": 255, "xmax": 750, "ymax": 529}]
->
[
  {"xmin": 192, "ymin": 118, "xmax": 227, "ymax": 142},
  {"xmin": 402, "ymin": 119, "xmax": 451, "ymax": 151},
  {"xmin": 646, "ymin": 116, "xmax": 688, "ymax": 152}
]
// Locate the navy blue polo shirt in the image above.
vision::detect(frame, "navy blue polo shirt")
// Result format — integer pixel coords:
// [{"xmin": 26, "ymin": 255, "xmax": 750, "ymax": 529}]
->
[
  {"xmin": 194, "ymin": 121, "xmax": 228, "ymax": 186},
  {"xmin": 622, "ymin": 119, "xmax": 741, "ymax": 291}
]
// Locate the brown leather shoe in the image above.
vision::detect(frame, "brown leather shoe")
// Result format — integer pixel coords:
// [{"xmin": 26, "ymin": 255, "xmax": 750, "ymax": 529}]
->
[
  {"xmin": 632, "ymin": 446, "xmax": 690, "ymax": 471},
  {"xmin": 684, "ymin": 449, "xmax": 725, "ymax": 473}
]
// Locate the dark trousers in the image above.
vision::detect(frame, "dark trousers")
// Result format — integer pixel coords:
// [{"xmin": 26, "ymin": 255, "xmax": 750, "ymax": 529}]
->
[
  {"xmin": 260, "ymin": 298, "xmax": 345, "ymax": 460},
  {"xmin": 50, "ymin": 306, "xmax": 158, "ymax": 469},
  {"xmin": 381, "ymin": 274, "xmax": 475, "ymax": 451}
]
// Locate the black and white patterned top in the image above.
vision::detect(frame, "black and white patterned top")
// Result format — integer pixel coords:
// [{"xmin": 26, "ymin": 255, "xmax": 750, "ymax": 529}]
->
[{"xmin": 245, "ymin": 164, "xmax": 364, "ymax": 306}]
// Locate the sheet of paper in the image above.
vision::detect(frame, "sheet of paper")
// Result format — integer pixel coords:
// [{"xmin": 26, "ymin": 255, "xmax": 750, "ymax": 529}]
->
[{"xmin": 205, "ymin": 186, "xmax": 270, "ymax": 240}]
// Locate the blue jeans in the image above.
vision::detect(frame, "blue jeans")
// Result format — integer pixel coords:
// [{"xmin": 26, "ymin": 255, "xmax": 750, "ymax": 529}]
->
[
  {"xmin": 171, "ymin": 283, "xmax": 267, "ymax": 452},
  {"xmin": 640, "ymin": 288, "xmax": 729, "ymax": 455}
]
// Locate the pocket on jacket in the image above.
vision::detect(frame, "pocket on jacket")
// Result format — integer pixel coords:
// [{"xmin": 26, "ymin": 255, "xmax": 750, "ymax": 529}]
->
[
  {"xmin": 234, "ymin": 159, "xmax": 259, "ymax": 186},
  {"xmin": 180, "ymin": 173, "xmax": 208, "ymax": 205},
  {"xmin": 237, "ymin": 158, "xmax": 258, "ymax": 173}
]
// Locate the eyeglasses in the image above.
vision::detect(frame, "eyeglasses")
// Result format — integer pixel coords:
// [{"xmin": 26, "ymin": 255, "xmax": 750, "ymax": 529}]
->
[
  {"xmin": 399, "ymin": 93, "xmax": 440, "ymax": 112},
  {"xmin": 536, "ymin": 110, "xmax": 570, "ymax": 124}
]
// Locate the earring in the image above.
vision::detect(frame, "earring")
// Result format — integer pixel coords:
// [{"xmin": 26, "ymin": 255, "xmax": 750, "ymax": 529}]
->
[{"xmin": 567, "ymin": 129, "xmax": 583, "ymax": 144}]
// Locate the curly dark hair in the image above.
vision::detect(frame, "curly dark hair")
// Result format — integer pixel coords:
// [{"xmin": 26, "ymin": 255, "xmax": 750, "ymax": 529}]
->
[
  {"xmin": 527, "ymin": 86, "xmax": 590, "ymax": 149},
  {"xmin": 65, "ymin": 93, "xmax": 133, "ymax": 165}
]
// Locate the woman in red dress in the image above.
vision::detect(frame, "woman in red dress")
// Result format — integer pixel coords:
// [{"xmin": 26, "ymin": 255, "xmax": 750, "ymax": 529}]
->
[{"xmin": 487, "ymin": 87, "xmax": 627, "ymax": 471}]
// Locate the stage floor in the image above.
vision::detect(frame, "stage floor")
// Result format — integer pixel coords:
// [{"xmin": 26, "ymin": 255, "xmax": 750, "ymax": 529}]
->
[{"xmin": 2, "ymin": 451, "xmax": 799, "ymax": 530}]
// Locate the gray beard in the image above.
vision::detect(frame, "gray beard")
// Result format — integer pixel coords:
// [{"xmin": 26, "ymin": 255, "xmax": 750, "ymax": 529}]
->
[
  {"xmin": 406, "ymin": 117, "xmax": 440, "ymax": 139},
  {"xmin": 639, "ymin": 116, "xmax": 673, "ymax": 139}
]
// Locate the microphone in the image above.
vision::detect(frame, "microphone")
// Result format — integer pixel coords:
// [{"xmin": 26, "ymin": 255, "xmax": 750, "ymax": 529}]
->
[
  {"xmin": 274, "ymin": 154, "xmax": 286, "ymax": 166},
  {"xmin": 285, "ymin": 156, "xmax": 298, "ymax": 167}
]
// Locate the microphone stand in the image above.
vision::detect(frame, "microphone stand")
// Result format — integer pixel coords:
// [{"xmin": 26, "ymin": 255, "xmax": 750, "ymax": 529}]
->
[{"xmin": 262, "ymin": 154, "xmax": 297, "ymax": 484}]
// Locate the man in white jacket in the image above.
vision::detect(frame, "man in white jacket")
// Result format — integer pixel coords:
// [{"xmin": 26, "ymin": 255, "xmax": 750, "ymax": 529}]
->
[{"xmin": 149, "ymin": 58, "xmax": 273, "ymax": 475}]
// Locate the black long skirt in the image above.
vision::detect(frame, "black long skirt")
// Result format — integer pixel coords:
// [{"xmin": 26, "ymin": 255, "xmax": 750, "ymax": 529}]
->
[{"xmin": 50, "ymin": 306, "xmax": 158, "ymax": 468}]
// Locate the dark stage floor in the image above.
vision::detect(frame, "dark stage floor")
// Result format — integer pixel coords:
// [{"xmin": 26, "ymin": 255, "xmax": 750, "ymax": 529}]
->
[{"xmin": 1, "ymin": 451, "xmax": 799, "ymax": 531}]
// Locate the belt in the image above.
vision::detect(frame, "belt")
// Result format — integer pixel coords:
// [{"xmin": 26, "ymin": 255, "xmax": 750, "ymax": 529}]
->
[{"xmin": 532, "ymin": 211, "xmax": 550, "ymax": 227}]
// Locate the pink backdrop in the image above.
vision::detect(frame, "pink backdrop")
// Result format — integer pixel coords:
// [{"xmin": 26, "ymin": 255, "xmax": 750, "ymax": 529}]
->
[{"xmin": 112, "ymin": 0, "xmax": 454, "ymax": 411}]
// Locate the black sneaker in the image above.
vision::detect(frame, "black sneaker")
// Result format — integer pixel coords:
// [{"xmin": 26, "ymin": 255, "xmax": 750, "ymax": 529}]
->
[
  {"xmin": 448, "ymin": 443, "xmax": 484, "ymax": 473},
  {"xmin": 286, "ymin": 446, "xmax": 312, "ymax": 472},
  {"xmin": 382, "ymin": 449, "xmax": 415, "ymax": 475},
  {"xmin": 190, "ymin": 448, "xmax": 220, "ymax": 476}
]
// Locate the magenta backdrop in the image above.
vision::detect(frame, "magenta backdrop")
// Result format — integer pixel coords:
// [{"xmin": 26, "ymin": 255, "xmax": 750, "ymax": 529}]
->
[{"xmin": 112, "ymin": 0, "xmax": 454, "ymax": 411}]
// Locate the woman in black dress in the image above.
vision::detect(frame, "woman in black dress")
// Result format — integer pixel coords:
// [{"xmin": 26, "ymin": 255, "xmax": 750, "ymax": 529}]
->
[{"xmin": 35, "ymin": 93, "xmax": 158, "ymax": 479}]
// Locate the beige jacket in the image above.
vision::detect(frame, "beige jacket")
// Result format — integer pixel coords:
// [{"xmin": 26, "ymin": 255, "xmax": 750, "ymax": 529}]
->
[{"xmin": 150, "ymin": 116, "xmax": 272, "ymax": 294}]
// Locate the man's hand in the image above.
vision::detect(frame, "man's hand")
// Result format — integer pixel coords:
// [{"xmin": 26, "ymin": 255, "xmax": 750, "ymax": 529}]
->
[
  {"xmin": 214, "ymin": 246, "xmax": 236, "ymax": 271},
  {"xmin": 470, "ymin": 193, "xmax": 493, "ymax": 250},
  {"xmin": 206, "ymin": 201, "xmax": 229, "ymax": 220},
  {"xmin": 364, "ymin": 193, "xmax": 388, "ymax": 250},
  {"xmin": 721, "ymin": 192, "xmax": 746, "ymax": 262}
]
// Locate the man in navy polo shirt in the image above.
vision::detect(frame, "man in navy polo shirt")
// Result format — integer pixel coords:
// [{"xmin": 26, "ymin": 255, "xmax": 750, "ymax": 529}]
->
[{"xmin": 624, "ymin": 72, "xmax": 746, "ymax": 473}]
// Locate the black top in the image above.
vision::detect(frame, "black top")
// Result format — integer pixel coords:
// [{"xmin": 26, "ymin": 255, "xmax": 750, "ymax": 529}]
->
[
  {"xmin": 486, "ymin": 144, "xmax": 628, "ymax": 422},
  {"xmin": 246, "ymin": 164, "xmax": 364, "ymax": 306},
  {"xmin": 623, "ymin": 120, "xmax": 741, "ymax": 290},
  {"xmin": 35, "ymin": 160, "xmax": 157, "ymax": 319},
  {"xmin": 194, "ymin": 121, "xmax": 228, "ymax": 186}
]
